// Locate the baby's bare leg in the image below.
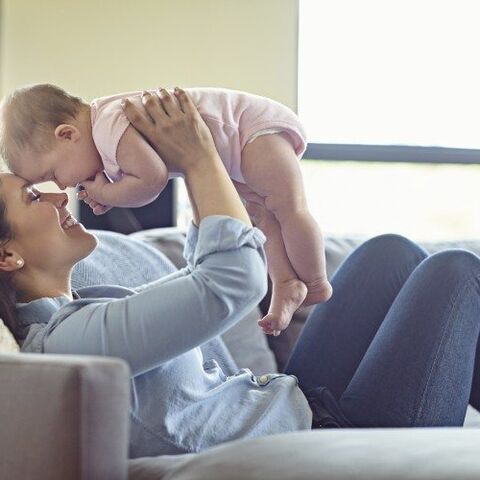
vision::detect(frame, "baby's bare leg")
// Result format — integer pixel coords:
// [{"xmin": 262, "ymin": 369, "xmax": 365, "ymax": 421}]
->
[
  {"xmin": 241, "ymin": 132, "xmax": 332, "ymax": 308},
  {"xmin": 241, "ymin": 197, "xmax": 307, "ymax": 334}
]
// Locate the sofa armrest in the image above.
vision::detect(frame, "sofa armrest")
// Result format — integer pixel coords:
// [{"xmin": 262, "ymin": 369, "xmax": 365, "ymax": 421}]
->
[{"xmin": 0, "ymin": 353, "xmax": 130, "ymax": 480}]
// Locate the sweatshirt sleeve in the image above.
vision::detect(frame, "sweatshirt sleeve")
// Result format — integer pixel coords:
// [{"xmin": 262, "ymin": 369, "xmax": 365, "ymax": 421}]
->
[{"xmin": 42, "ymin": 215, "xmax": 267, "ymax": 377}]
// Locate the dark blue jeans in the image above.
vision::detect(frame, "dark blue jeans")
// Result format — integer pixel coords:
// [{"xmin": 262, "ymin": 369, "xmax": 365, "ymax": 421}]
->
[{"xmin": 284, "ymin": 234, "xmax": 480, "ymax": 427}]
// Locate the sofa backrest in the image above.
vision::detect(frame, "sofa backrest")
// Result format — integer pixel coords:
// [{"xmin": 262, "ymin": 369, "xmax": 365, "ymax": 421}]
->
[{"xmin": 72, "ymin": 230, "xmax": 177, "ymax": 289}]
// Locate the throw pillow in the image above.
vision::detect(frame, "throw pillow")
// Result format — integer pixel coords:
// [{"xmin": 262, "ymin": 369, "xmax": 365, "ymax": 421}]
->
[{"xmin": 0, "ymin": 319, "xmax": 20, "ymax": 353}]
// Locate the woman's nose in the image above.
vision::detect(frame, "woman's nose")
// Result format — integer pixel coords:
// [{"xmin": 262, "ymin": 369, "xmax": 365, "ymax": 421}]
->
[
  {"xmin": 57, "ymin": 192, "xmax": 69, "ymax": 209},
  {"xmin": 42, "ymin": 192, "xmax": 68, "ymax": 209}
]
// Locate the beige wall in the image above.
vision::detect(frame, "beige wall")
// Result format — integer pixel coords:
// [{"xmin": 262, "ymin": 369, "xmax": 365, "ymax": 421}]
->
[
  {"xmin": 1, "ymin": 0, "xmax": 298, "ymax": 106},
  {"xmin": 0, "ymin": 0, "xmax": 299, "ymax": 211}
]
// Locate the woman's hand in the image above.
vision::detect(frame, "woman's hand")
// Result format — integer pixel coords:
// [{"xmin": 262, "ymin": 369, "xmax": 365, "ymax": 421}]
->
[
  {"xmin": 121, "ymin": 88, "xmax": 220, "ymax": 175},
  {"xmin": 123, "ymin": 86, "xmax": 251, "ymax": 228}
]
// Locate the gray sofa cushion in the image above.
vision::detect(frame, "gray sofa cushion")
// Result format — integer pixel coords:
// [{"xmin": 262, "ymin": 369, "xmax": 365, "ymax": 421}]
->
[
  {"xmin": 128, "ymin": 428, "xmax": 480, "ymax": 480},
  {"xmin": 324, "ymin": 235, "xmax": 480, "ymax": 281}
]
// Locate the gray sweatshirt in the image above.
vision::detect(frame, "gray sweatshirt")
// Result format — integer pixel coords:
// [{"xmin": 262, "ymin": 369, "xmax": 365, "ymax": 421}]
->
[{"xmin": 14, "ymin": 215, "xmax": 312, "ymax": 458}]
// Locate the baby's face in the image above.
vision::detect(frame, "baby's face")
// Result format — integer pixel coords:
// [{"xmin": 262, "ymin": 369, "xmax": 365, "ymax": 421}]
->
[{"xmin": 15, "ymin": 138, "xmax": 103, "ymax": 190}]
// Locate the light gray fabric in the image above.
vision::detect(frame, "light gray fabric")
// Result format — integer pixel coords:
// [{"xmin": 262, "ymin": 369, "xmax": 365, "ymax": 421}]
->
[
  {"xmin": 72, "ymin": 229, "xmax": 178, "ymax": 289},
  {"xmin": 128, "ymin": 428, "xmax": 480, "ymax": 480},
  {"xmin": 221, "ymin": 305, "xmax": 277, "ymax": 374},
  {"xmin": 0, "ymin": 353, "xmax": 130, "ymax": 480},
  {"xmin": 465, "ymin": 406, "xmax": 480, "ymax": 427},
  {"xmin": 421, "ymin": 239, "xmax": 480, "ymax": 256},
  {"xmin": 323, "ymin": 235, "xmax": 480, "ymax": 283}
]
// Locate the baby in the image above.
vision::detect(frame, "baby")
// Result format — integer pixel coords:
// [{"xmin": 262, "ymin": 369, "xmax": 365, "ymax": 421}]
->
[{"xmin": 0, "ymin": 84, "xmax": 332, "ymax": 334}]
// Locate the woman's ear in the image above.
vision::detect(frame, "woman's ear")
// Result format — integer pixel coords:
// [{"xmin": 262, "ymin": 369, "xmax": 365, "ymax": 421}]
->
[
  {"xmin": 0, "ymin": 248, "xmax": 23, "ymax": 273},
  {"xmin": 54, "ymin": 123, "xmax": 81, "ymax": 142}
]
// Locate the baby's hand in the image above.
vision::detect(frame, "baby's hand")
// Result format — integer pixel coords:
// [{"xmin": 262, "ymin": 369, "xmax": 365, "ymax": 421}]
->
[
  {"xmin": 77, "ymin": 189, "xmax": 113, "ymax": 215},
  {"xmin": 78, "ymin": 172, "xmax": 113, "ymax": 215},
  {"xmin": 80, "ymin": 171, "xmax": 110, "ymax": 201}
]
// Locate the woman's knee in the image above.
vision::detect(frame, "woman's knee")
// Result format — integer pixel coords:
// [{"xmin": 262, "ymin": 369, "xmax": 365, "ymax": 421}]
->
[
  {"xmin": 423, "ymin": 249, "xmax": 480, "ymax": 282},
  {"xmin": 358, "ymin": 233, "xmax": 428, "ymax": 266}
]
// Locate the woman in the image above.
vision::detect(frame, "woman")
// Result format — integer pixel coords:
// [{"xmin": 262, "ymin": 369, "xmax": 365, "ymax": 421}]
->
[{"xmin": 1, "ymin": 89, "xmax": 479, "ymax": 458}]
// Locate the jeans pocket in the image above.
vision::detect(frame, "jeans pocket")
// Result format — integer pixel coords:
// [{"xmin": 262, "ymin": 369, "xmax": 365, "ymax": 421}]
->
[{"xmin": 304, "ymin": 386, "xmax": 355, "ymax": 428}]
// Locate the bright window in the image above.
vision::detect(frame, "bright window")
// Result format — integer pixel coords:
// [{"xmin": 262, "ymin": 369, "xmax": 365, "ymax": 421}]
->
[
  {"xmin": 300, "ymin": 160, "xmax": 480, "ymax": 242},
  {"xmin": 298, "ymin": 0, "xmax": 480, "ymax": 148},
  {"xmin": 297, "ymin": 0, "xmax": 480, "ymax": 241}
]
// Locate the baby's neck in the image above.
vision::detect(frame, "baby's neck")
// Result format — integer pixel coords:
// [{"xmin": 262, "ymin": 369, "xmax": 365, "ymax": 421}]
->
[
  {"xmin": 76, "ymin": 104, "xmax": 94, "ymax": 133},
  {"xmin": 73, "ymin": 104, "xmax": 104, "ymax": 173}
]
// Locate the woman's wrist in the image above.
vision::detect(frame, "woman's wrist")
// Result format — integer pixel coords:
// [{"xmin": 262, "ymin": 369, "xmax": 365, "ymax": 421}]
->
[
  {"xmin": 184, "ymin": 155, "xmax": 252, "ymax": 227},
  {"xmin": 183, "ymin": 151, "xmax": 223, "ymax": 177}
]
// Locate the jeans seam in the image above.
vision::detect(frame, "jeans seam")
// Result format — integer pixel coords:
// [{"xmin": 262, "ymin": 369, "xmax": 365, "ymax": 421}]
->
[{"xmin": 412, "ymin": 273, "xmax": 480, "ymax": 425}]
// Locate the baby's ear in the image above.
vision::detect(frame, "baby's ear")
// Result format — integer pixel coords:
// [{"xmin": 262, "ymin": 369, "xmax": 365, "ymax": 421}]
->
[{"xmin": 54, "ymin": 123, "xmax": 81, "ymax": 142}]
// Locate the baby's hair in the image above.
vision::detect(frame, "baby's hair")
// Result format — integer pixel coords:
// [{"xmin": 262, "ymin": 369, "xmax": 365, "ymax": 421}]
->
[{"xmin": 0, "ymin": 83, "xmax": 88, "ymax": 169}]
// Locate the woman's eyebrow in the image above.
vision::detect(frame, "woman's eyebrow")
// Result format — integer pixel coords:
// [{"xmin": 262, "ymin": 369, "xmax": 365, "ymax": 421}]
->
[
  {"xmin": 20, "ymin": 182, "xmax": 36, "ymax": 200},
  {"xmin": 20, "ymin": 182, "xmax": 31, "ymax": 201}
]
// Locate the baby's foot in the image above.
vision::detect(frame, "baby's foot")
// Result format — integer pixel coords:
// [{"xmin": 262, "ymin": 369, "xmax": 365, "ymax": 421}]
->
[
  {"xmin": 258, "ymin": 279, "xmax": 308, "ymax": 335},
  {"xmin": 300, "ymin": 278, "xmax": 333, "ymax": 308}
]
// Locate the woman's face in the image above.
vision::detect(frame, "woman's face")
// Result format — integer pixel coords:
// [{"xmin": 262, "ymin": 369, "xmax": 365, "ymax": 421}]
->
[{"xmin": 0, "ymin": 173, "xmax": 97, "ymax": 271}]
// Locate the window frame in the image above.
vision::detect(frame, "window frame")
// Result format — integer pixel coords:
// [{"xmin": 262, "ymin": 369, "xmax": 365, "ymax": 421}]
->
[{"xmin": 303, "ymin": 145, "xmax": 480, "ymax": 164}]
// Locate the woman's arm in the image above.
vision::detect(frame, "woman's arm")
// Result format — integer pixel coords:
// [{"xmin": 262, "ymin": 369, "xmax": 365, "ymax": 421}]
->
[
  {"xmin": 185, "ymin": 180, "xmax": 200, "ymax": 226},
  {"xmin": 43, "ymin": 216, "xmax": 267, "ymax": 376},
  {"xmin": 42, "ymin": 89, "xmax": 268, "ymax": 376},
  {"xmin": 114, "ymin": 87, "xmax": 253, "ymax": 291}
]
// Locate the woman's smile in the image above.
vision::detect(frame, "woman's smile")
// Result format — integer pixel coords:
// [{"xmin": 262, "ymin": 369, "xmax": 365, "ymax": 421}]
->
[{"xmin": 60, "ymin": 213, "xmax": 80, "ymax": 230}]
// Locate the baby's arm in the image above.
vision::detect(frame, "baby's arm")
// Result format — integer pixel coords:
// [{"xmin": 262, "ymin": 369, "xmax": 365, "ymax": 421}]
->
[{"xmin": 83, "ymin": 125, "xmax": 169, "ymax": 209}]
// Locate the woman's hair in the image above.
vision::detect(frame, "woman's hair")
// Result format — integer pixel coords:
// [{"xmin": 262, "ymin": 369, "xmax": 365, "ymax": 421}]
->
[
  {"xmin": 0, "ymin": 83, "xmax": 87, "ymax": 170},
  {"xmin": 0, "ymin": 179, "xmax": 17, "ymax": 332}
]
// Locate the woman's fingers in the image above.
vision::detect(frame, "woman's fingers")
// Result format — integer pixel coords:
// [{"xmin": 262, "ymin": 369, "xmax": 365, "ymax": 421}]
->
[
  {"xmin": 121, "ymin": 88, "xmax": 193, "ymax": 135},
  {"xmin": 156, "ymin": 88, "xmax": 182, "ymax": 117},
  {"xmin": 121, "ymin": 97, "xmax": 155, "ymax": 137},
  {"xmin": 142, "ymin": 90, "xmax": 168, "ymax": 120},
  {"xmin": 173, "ymin": 87, "xmax": 196, "ymax": 116},
  {"xmin": 121, "ymin": 85, "xmax": 218, "ymax": 175}
]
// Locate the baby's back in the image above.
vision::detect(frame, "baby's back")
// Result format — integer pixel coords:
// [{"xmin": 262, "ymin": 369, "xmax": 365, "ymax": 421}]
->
[{"xmin": 91, "ymin": 87, "xmax": 306, "ymax": 183}]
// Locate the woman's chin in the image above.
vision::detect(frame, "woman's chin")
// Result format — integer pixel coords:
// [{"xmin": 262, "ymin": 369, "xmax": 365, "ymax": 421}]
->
[
  {"xmin": 83, "ymin": 230, "xmax": 99, "ymax": 254},
  {"xmin": 69, "ymin": 227, "xmax": 98, "ymax": 261}
]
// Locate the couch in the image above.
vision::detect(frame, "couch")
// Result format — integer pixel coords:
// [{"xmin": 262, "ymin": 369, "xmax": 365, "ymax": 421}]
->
[{"xmin": 1, "ymin": 226, "xmax": 479, "ymax": 480}]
